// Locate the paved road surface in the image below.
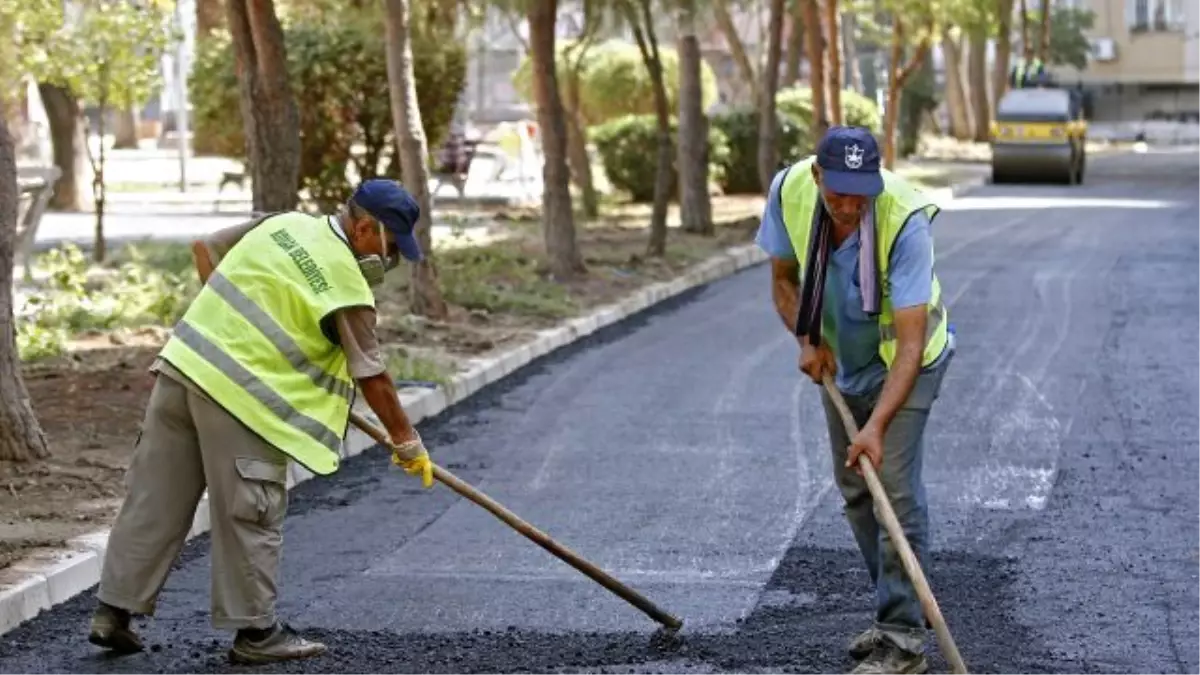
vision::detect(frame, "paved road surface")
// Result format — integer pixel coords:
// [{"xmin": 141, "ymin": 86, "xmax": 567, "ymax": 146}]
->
[{"xmin": 2, "ymin": 149, "xmax": 1196, "ymax": 674}]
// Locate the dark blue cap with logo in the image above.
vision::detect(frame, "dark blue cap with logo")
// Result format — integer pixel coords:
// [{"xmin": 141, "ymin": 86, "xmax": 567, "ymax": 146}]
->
[
  {"xmin": 815, "ymin": 126, "xmax": 884, "ymax": 197},
  {"xmin": 352, "ymin": 178, "xmax": 423, "ymax": 262}
]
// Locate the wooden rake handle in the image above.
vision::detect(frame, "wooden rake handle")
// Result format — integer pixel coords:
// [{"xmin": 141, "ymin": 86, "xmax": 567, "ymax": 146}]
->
[
  {"xmin": 820, "ymin": 375, "xmax": 969, "ymax": 674},
  {"xmin": 347, "ymin": 410, "xmax": 684, "ymax": 632}
]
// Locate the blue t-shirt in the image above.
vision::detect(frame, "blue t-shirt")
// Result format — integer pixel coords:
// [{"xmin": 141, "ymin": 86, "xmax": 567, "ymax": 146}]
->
[{"xmin": 756, "ymin": 169, "xmax": 942, "ymax": 395}]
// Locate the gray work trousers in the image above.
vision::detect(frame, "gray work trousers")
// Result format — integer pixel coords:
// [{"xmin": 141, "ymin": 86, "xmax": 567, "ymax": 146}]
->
[
  {"xmin": 820, "ymin": 347, "xmax": 954, "ymax": 655},
  {"xmin": 97, "ymin": 369, "xmax": 289, "ymax": 631}
]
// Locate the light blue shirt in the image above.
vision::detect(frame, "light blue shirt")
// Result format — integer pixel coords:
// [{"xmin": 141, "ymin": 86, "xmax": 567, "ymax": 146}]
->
[{"xmin": 756, "ymin": 169, "xmax": 946, "ymax": 395}]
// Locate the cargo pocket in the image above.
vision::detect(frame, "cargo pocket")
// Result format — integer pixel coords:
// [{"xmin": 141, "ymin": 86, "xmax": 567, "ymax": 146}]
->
[{"xmin": 231, "ymin": 457, "xmax": 289, "ymax": 528}]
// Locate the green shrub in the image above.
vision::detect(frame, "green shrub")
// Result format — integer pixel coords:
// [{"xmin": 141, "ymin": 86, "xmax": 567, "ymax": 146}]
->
[
  {"xmin": 512, "ymin": 40, "xmax": 719, "ymax": 127},
  {"xmin": 776, "ymin": 86, "xmax": 883, "ymax": 136},
  {"xmin": 710, "ymin": 108, "xmax": 809, "ymax": 195},
  {"xmin": 189, "ymin": 23, "xmax": 466, "ymax": 210},
  {"xmin": 15, "ymin": 244, "xmax": 200, "ymax": 362},
  {"xmin": 590, "ymin": 114, "xmax": 730, "ymax": 203}
]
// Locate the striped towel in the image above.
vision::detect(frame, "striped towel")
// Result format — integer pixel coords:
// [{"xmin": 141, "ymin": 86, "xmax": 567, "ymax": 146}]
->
[{"xmin": 794, "ymin": 199, "xmax": 880, "ymax": 346}]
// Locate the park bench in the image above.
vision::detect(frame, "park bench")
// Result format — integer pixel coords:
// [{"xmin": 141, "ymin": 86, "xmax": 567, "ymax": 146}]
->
[
  {"xmin": 430, "ymin": 134, "xmax": 479, "ymax": 201},
  {"xmin": 15, "ymin": 165, "xmax": 62, "ymax": 282}
]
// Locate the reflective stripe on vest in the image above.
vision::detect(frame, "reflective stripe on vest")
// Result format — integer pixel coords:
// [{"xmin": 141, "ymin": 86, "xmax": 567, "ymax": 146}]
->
[
  {"xmin": 206, "ymin": 272, "xmax": 354, "ymax": 403},
  {"xmin": 158, "ymin": 212, "xmax": 375, "ymax": 475},
  {"xmin": 777, "ymin": 156, "xmax": 950, "ymax": 370},
  {"xmin": 171, "ymin": 320, "xmax": 344, "ymax": 454}
]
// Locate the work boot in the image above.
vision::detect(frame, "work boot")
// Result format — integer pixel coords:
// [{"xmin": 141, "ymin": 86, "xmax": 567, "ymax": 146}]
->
[
  {"xmin": 850, "ymin": 642, "xmax": 928, "ymax": 674},
  {"xmin": 87, "ymin": 602, "xmax": 144, "ymax": 654},
  {"xmin": 847, "ymin": 627, "xmax": 881, "ymax": 660},
  {"xmin": 228, "ymin": 623, "xmax": 327, "ymax": 664}
]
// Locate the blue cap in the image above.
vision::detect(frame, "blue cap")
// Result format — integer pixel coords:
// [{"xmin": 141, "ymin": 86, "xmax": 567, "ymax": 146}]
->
[
  {"xmin": 815, "ymin": 126, "xmax": 884, "ymax": 197},
  {"xmin": 351, "ymin": 179, "xmax": 423, "ymax": 262}
]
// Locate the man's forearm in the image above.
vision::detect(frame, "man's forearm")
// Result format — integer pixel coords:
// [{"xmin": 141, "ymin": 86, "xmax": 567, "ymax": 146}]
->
[
  {"xmin": 772, "ymin": 275, "xmax": 811, "ymax": 346},
  {"xmin": 357, "ymin": 373, "xmax": 418, "ymax": 444},
  {"xmin": 866, "ymin": 346, "xmax": 921, "ymax": 433}
]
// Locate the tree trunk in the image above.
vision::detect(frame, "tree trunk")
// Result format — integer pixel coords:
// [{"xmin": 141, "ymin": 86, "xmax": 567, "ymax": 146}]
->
[
  {"xmin": 37, "ymin": 82, "xmax": 86, "ymax": 212},
  {"xmin": 1038, "ymin": 0, "xmax": 1051, "ymax": 62},
  {"xmin": 1019, "ymin": 0, "xmax": 1031, "ymax": 60},
  {"xmin": 802, "ymin": 0, "xmax": 828, "ymax": 137},
  {"xmin": 967, "ymin": 26, "xmax": 991, "ymax": 142},
  {"xmin": 676, "ymin": 0, "xmax": 713, "ymax": 235},
  {"xmin": 993, "ymin": 0, "xmax": 1015, "ymax": 105},
  {"xmin": 564, "ymin": 113, "xmax": 598, "ymax": 219},
  {"xmin": 882, "ymin": 18, "xmax": 930, "ymax": 169},
  {"xmin": 226, "ymin": 0, "xmax": 300, "ymax": 213},
  {"xmin": 942, "ymin": 30, "xmax": 973, "ymax": 139},
  {"xmin": 757, "ymin": 0, "xmax": 786, "ymax": 194},
  {"xmin": 0, "ymin": 115, "xmax": 49, "ymax": 463},
  {"xmin": 824, "ymin": 0, "xmax": 842, "ymax": 124},
  {"xmin": 197, "ymin": 0, "xmax": 225, "ymax": 40},
  {"xmin": 784, "ymin": 0, "xmax": 804, "ymax": 87},
  {"xmin": 88, "ymin": 98, "xmax": 108, "ymax": 263},
  {"xmin": 625, "ymin": 0, "xmax": 672, "ymax": 257},
  {"xmin": 713, "ymin": 0, "xmax": 758, "ymax": 100},
  {"xmin": 384, "ymin": 0, "xmax": 448, "ymax": 319},
  {"xmin": 113, "ymin": 106, "xmax": 138, "ymax": 149},
  {"xmin": 843, "ymin": 12, "xmax": 863, "ymax": 93},
  {"xmin": 527, "ymin": 0, "xmax": 584, "ymax": 279},
  {"xmin": 562, "ymin": 67, "xmax": 599, "ymax": 220}
]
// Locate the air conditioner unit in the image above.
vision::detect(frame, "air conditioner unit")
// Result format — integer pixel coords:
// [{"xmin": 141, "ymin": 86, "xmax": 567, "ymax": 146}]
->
[{"xmin": 1089, "ymin": 37, "xmax": 1117, "ymax": 61}]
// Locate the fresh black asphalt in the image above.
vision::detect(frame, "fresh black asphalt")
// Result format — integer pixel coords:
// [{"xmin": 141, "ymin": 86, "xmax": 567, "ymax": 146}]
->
[{"xmin": 1, "ymin": 148, "xmax": 1197, "ymax": 674}]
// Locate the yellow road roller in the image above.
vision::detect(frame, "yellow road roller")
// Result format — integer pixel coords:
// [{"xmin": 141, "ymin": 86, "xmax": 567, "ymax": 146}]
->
[{"xmin": 990, "ymin": 87, "xmax": 1087, "ymax": 185}]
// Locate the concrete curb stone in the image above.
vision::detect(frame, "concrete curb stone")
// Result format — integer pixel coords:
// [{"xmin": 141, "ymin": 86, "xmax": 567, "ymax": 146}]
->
[{"xmin": 0, "ymin": 171, "xmax": 987, "ymax": 637}]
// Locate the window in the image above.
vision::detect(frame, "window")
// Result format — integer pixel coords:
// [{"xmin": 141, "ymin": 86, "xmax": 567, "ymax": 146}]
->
[{"xmin": 1128, "ymin": 0, "xmax": 1186, "ymax": 32}]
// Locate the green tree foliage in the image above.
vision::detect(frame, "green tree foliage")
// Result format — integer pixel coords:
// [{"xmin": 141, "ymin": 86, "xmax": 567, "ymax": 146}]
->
[
  {"xmin": 7, "ymin": 0, "xmax": 174, "ymax": 260},
  {"xmin": 511, "ymin": 39, "xmax": 719, "ymax": 128},
  {"xmin": 13, "ymin": 0, "xmax": 173, "ymax": 114},
  {"xmin": 0, "ymin": 0, "xmax": 59, "ymax": 117},
  {"xmin": 1028, "ymin": 6, "xmax": 1096, "ymax": 70},
  {"xmin": 189, "ymin": 20, "xmax": 465, "ymax": 210},
  {"xmin": 590, "ymin": 113, "xmax": 729, "ymax": 203}
]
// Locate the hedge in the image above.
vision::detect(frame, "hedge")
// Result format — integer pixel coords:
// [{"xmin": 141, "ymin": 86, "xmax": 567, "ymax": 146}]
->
[
  {"xmin": 590, "ymin": 114, "xmax": 730, "ymax": 203},
  {"xmin": 706, "ymin": 88, "xmax": 883, "ymax": 195}
]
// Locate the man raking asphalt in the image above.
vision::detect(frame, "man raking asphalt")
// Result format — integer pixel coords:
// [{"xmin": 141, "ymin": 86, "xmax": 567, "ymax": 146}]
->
[
  {"xmin": 86, "ymin": 178, "xmax": 679, "ymax": 665},
  {"xmin": 757, "ymin": 127, "xmax": 963, "ymax": 674}
]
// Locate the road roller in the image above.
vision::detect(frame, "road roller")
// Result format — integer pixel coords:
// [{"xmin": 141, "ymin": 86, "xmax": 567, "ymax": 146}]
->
[{"xmin": 990, "ymin": 87, "xmax": 1088, "ymax": 185}]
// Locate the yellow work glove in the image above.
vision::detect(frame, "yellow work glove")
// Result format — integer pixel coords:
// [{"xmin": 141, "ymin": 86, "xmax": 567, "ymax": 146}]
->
[{"xmin": 391, "ymin": 433, "xmax": 434, "ymax": 488}]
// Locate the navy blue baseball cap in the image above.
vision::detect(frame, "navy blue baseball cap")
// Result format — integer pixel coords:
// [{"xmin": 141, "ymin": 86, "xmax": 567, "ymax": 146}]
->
[
  {"xmin": 352, "ymin": 179, "xmax": 423, "ymax": 262},
  {"xmin": 815, "ymin": 126, "xmax": 884, "ymax": 197}
]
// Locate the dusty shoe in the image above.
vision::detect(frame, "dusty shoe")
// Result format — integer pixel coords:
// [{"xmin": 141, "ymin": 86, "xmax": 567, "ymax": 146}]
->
[
  {"xmin": 228, "ymin": 623, "xmax": 326, "ymax": 664},
  {"xmin": 87, "ymin": 602, "xmax": 144, "ymax": 654},
  {"xmin": 848, "ymin": 627, "xmax": 881, "ymax": 660},
  {"xmin": 850, "ymin": 642, "xmax": 928, "ymax": 674}
]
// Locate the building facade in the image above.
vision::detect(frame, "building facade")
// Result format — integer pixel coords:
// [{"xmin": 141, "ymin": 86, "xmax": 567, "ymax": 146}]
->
[{"xmin": 1055, "ymin": 0, "xmax": 1199, "ymax": 122}]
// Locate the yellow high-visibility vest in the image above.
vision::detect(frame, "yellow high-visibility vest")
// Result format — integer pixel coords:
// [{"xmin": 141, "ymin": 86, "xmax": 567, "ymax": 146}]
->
[
  {"xmin": 778, "ymin": 156, "xmax": 949, "ymax": 369},
  {"xmin": 159, "ymin": 212, "xmax": 376, "ymax": 475}
]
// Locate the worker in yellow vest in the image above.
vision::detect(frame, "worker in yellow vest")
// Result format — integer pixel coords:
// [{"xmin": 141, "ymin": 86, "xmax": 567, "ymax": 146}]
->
[
  {"xmin": 87, "ymin": 179, "xmax": 435, "ymax": 664},
  {"xmin": 755, "ymin": 127, "xmax": 955, "ymax": 674},
  {"xmin": 1011, "ymin": 56, "xmax": 1048, "ymax": 88}
]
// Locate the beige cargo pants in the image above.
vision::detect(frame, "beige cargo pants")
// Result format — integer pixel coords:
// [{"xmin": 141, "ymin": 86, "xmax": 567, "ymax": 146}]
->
[{"xmin": 97, "ymin": 367, "xmax": 289, "ymax": 631}]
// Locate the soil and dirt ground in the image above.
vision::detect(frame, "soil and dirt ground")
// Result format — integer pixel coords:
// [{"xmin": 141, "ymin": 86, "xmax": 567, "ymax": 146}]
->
[{"xmin": 1, "ymin": 196, "xmax": 764, "ymax": 579}]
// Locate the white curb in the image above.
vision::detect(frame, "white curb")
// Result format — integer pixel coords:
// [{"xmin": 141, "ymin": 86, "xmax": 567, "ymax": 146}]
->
[{"xmin": 0, "ymin": 239, "xmax": 770, "ymax": 637}]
